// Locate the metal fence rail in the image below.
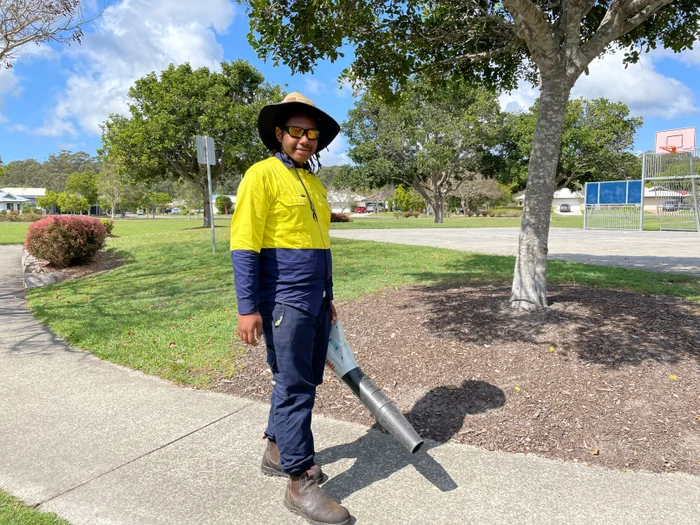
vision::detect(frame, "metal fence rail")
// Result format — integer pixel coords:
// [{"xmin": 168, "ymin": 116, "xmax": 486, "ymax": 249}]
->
[{"xmin": 643, "ymin": 150, "xmax": 700, "ymax": 233}]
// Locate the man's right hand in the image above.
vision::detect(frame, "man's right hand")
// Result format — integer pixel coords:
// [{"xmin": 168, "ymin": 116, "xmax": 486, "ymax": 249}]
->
[{"xmin": 237, "ymin": 312, "xmax": 263, "ymax": 346}]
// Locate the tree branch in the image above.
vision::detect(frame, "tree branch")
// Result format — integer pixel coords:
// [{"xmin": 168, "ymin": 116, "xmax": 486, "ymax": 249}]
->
[
  {"xmin": 503, "ymin": 0, "xmax": 559, "ymax": 70},
  {"xmin": 575, "ymin": 0, "xmax": 673, "ymax": 76}
]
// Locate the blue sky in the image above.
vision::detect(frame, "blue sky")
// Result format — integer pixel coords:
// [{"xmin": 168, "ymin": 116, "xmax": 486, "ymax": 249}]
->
[{"xmin": 1, "ymin": 0, "xmax": 699, "ymax": 166}]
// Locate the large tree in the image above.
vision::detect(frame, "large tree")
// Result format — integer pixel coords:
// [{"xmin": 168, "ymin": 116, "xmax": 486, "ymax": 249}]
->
[
  {"xmin": 504, "ymin": 97, "xmax": 643, "ymax": 192},
  {"xmin": 343, "ymin": 80, "xmax": 503, "ymax": 223},
  {"xmin": 246, "ymin": 0, "xmax": 700, "ymax": 309},
  {"xmin": 65, "ymin": 170, "xmax": 98, "ymax": 208},
  {"xmin": 0, "ymin": 0, "xmax": 97, "ymax": 69},
  {"xmin": 100, "ymin": 60, "xmax": 283, "ymax": 228}
]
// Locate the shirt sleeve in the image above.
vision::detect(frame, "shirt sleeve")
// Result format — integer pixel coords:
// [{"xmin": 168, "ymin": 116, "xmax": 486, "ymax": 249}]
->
[{"xmin": 230, "ymin": 167, "xmax": 272, "ymax": 315}]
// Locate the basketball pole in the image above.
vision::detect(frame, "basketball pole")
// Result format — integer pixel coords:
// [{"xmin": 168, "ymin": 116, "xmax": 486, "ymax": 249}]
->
[{"xmin": 639, "ymin": 154, "xmax": 646, "ymax": 232}]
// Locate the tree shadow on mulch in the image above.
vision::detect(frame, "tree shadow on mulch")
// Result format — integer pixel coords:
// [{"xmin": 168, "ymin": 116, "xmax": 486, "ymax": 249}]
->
[
  {"xmin": 317, "ymin": 380, "xmax": 505, "ymax": 503},
  {"xmin": 402, "ymin": 282, "xmax": 700, "ymax": 368}
]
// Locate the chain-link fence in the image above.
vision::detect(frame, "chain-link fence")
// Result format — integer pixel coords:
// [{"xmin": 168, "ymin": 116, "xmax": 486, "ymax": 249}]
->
[
  {"xmin": 583, "ymin": 151, "xmax": 699, "ymax": 233},
  {"xmin": 584, "ymin": 180, "xmax": 642, "ymax": 230},
  {"xmin": 642, "ymin": 151, "xmax": 700, "ymax": 232}
]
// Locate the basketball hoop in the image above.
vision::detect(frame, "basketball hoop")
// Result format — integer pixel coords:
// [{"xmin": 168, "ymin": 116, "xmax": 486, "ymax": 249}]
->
[{"xmin": 659, "ymin": 145, "xmax": 678, "ymax": 154}]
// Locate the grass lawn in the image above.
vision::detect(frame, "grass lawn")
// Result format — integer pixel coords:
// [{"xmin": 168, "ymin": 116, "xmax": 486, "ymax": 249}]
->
[
  {"xmin": 0, "ymin": 490, "xmax": 71, "ymax": 525},
  {"xmin": 0, "ymin": 218, "xmax": 232, "ymax": 245},
  {"xmin": 25, "ymin": 225, "xmax": 700, "ymax": 388}
]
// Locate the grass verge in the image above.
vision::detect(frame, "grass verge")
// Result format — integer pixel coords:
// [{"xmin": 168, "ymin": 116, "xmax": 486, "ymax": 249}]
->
[
  {"xmin": 0, "ymin": 490, "xmax": 70, "ymax": 525},
  {"xmin": 0, "ymin": 218, "xmax": 232, "ymax": 245},
  {"xmin": 26, "ymin": 227, "xmax": 700, "ymax": 388}
]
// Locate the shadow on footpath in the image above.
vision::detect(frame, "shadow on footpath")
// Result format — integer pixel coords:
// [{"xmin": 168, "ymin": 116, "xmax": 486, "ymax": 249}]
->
[{"xmin": 316, "ymin": 380, "xmax": 505, "ymax": 503}]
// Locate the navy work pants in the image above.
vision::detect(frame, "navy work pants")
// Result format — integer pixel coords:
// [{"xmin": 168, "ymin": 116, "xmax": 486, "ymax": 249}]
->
[{"xmin": 259, "ymin": 300, "xmax": 331, "ymax": 475}]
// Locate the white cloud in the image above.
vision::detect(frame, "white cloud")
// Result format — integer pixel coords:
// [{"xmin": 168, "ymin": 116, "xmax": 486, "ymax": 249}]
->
[
  {"xmin": 321, "ymin": 134, "xmax": 350, "ymax": 166},
  {"xmin": 498, "ymin": 81, "xmax": 539, "ymax": 112},
  {"xmin": 335, "ymin": 79, "xmax": 361, "ymax": 98},
  {"xmin": 304, "ymin": 78, "xmax": 325, "ymax": 96},
  {"xmin": 0, "ymin": 68, "xmax": 20, "ymax": 123},
  {"xmin": 21, "ymin": 0, "xmax": 237, "ymax": 137},
  {"xmin": 498, "ymin": 50, "xmax": 697, "ymax": 119},
  {"xmin": 572, "ymin": 50, "xmax": 696, "ymax": 118}
]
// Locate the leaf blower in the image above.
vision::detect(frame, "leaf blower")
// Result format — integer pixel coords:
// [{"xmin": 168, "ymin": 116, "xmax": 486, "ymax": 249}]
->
[{"xmin": 325, "ymin": 320, "xmax": 423, "ymax": 454}]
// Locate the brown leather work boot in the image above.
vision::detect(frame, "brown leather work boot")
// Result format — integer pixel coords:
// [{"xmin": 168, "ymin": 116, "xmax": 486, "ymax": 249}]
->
[
  {"xmin": 261, "ymin": 439, "xmax": 327, "ymax": 484},
  {"xmin": 284, "ymin": 471, "xmax": 351, "ymax": 525}
]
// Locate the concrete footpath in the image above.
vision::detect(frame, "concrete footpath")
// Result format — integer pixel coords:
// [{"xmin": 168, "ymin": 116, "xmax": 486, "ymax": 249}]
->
[
  {"xmin": 331, "ymin": 228, "xmax": 700, "ymax": 276},
  {"xmin": 1, "ymin": 244, "xmax": 699, "ymax": 525}
]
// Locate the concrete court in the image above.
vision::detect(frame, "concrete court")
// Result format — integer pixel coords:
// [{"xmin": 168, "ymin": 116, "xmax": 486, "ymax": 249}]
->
[
  {"xmin": 331, "ymin": 227, "xmax": 700, "ymax": 276},
  {"xmin": 2, "ymin": 243, "xmax": 700, "ymax": 525}
]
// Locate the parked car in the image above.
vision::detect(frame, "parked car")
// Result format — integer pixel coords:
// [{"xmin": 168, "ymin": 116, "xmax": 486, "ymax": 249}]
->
[
  {"xmin": 354, "ymin": 206, "xmax": 367, "ymax": 213},
  {"xmin": 136, "ymin": 209, "xmax": 144, "ymax": 215},
  {"xmin": 171, "ymin": 207, "xmax": 182, "ymax": 214},
  {"xmin": 559, "ymin": 203, "xmax": 571, "ymax": 212},
  {"xmin": 661, "ymin": 200, "xmax": 678, "ymax": 212},
  {"xmin": 679, "ymin": 202, "xmax": 693, "ymax": 211}
]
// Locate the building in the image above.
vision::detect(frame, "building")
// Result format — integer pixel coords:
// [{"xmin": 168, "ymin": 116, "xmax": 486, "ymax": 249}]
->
[
  {"xmin": 0, "ymin": 190, "xmax": 30, "ymax": 213},
  {"xmin": 327, "ymin": 190, "xmax": 365, "ymax": 213},
  {"xmin": 515, "ymin": 188, "xmax": 583, "ymax": 214},
  {"xmin": 0, "ymin": 187, "xmax": 46, "ymax": 207}
]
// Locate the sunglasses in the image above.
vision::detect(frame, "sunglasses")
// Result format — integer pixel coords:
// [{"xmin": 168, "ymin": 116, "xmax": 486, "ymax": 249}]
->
[{"xmin": 281, "ymin": 126, "xmax": 320, "ymax": 140}]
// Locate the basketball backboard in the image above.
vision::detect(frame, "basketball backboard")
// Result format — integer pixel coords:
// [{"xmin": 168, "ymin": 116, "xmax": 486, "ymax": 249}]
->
[{"xmin": 655, "ymin": 127, "xmax": 696, "ymax": 154}]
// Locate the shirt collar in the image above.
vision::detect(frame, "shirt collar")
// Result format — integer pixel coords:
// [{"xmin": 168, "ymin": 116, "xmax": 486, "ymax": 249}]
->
[{"xmin": 274, "ymin": 151, "xmax": 311, "ymax": 172}]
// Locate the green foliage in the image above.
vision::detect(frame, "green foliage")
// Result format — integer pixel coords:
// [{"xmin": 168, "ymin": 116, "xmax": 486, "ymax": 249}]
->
[
  {"xmin": 56, "ymin": 192, "xmax": 90, "ymax": 214},
  {"xmin": 2, "ymin": 151, "xmax": 99, "ymax": 192},
  {"xmin": 393, "ymin": 185, "xmax": 425, "ymax": 212},
  {"xmin": 36, "ymin": 190, "xmax": 59, "ymax": 211},
  {"xmin": 215, "ymin": 195, "xmax": 233, "ymax": 214},
  {"xmin": 100, "ymin": 218, "xmax": 115, "ymax": 235},
  {"xmin": 246, "ymin": 0, "xmax": 700, "ymax": 96},
  {"xmin": 100, "ymin": 60, "xmax": 283, "ymax": 226},
  {"xmin": 0, "ymin": 156, "xmax": 4, "ymax": 179},
  {"xmin": 503, "ymin": 98, "xmax": 643, "ymax": 191},
  {"xmin": 343, "ymin": 79, "xmax": 503, "ymax": 222},
  {"xmin": 66, "ymin": 170, "xmax": 99, "ymax": 205}
]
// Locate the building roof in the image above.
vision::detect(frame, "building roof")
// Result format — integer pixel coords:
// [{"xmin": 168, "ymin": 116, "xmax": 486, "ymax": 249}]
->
[
  {"xmin": 515, "ymin": 188, "xmax": 583, "ymax": 201},
  {"xmin": 0, "ymin": 187, "xmax": 46, "ymax": 197},
  {"xmin": 0, "ymin": 191, "xmax": 30, "ymax": 203}
]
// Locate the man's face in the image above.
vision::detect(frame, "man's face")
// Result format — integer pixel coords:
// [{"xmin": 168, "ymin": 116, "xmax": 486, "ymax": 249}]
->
[{"xmin": 275, "ymin": 113, "xmax": 318, "ymax": 165}]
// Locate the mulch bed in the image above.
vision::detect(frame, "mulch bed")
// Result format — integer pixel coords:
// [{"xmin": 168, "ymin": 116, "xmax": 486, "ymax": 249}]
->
[
  {"xmin": 24, "ymin": 249, "xmax": 124, "ymax": 282},
  {"xmin": 220, "ymin": 284, "xmax": 700, "ymax": 476}
]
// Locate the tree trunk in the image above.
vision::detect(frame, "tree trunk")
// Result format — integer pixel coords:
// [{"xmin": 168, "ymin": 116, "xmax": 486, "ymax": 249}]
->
[
  {"xmin": 433, "ymin": 194, "xmax": 444, "ymax": 223},
  {"xmin": 510, "ymin": 75, "xmax": 572, "ymax": 310}
]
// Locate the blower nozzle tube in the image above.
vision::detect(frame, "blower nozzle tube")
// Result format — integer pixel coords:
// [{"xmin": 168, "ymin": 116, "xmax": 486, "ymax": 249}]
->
[{"xmin": 326, "ymin": 321, "xmax": 423, "ymax": 454}]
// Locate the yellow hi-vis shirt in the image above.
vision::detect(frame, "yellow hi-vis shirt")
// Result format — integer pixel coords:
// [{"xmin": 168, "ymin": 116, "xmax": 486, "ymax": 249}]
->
[{"xmin": 230, "ymin": 156, "xmax": 333, "ymax": 315}]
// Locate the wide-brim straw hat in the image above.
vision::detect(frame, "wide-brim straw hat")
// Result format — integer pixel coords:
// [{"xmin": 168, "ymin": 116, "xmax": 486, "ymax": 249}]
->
[{"xmin": 258, "ymin": 91, "xmax": 340, "ymax": 152}]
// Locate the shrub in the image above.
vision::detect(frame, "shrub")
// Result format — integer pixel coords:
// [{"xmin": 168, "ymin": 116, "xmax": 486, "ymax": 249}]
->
[
  {"xmin": 466, "ymin": 210, "xmax": 475, "ymax": 217},
  {"xmin": 412, "ymin": 211, "xmax": 421, "ymax": 218},
  {"xmin": 393, "ymin": 211, "xmax": 401, "ymax": 218},
  {"xmin": 480, "ymin": 210, "xmax": 489, "ymax": 217},
  {"xmin": 25, "ymin": 215, "xmax": 107, "ymax": 268},
  {"xmin": 402, "ymin": 211, "xmax": 413, "ymax": 218},
  {"xmin": 331, "ymin": 212, "xmax": 352, "ymax": 222},
  {"xmin": 0, "ymin": 212, "xmax": 44, "ymax": 223},
  {"xmin": 100, "ymin": 218, "xmax": 115, "ymax": 235}
]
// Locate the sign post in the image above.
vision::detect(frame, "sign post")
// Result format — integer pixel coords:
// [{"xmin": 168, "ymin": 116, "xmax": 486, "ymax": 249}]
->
[{"xmin": 196, "ymin": 135, "xmax": 217, "ymax": 253}]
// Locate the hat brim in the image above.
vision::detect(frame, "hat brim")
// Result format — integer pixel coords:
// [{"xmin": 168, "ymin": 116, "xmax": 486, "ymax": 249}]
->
[{"xmin": 258, "ymin": 101, "xmax": 340, "ymax": 153}]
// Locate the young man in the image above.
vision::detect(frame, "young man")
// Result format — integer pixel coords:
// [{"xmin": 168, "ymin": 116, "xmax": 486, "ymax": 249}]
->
[{"xmin": 230, "ymin": 92, "xmax": 350, "ymax": 525}]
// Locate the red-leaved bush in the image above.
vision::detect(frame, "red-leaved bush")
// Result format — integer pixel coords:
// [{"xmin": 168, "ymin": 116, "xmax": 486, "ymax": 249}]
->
[
  {"xmin": 330, "ymin": 212, "xmax": 352, "ymax": 222},
  {"xmin": 24, "ymin": 215, "xmax": 107, "ymax": 268}
]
